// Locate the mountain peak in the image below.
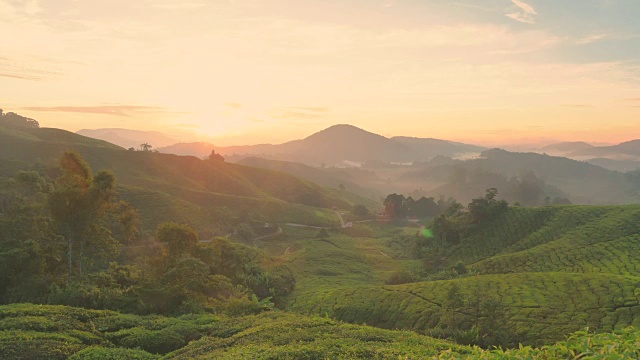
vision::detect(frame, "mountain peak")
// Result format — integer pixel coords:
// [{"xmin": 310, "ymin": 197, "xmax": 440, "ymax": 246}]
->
[{"xmin": 306, "ymin": 124, "xmax": 382, "ymax": 139}]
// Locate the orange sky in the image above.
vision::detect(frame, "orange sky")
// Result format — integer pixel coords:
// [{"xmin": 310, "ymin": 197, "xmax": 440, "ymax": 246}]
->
[{"xmin": 2, "ymin": 0, "xmax": 639, "ymax": 146}]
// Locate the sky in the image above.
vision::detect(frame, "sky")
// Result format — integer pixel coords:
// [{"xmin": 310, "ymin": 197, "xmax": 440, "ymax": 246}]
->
[{"xmin": 1, "ymin": 0, "xmax": 639, "ymax": 146}]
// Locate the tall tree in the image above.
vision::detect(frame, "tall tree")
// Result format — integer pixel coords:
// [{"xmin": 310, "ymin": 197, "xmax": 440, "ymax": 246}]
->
[{"xmin": 48, "ymin": 152, "xmax": 129, "ymax": 283}]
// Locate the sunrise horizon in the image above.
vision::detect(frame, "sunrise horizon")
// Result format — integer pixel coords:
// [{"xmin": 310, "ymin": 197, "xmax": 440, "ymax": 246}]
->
[{"xmin": 2, "ymin": 0, "xmax": 639, "ymax": 147}]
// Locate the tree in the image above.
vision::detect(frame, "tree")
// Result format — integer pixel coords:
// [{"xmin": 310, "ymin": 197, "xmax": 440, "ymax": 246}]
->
[
  {"xmin": 140, "ymin": 143, "xmax": 152, "ymax": 151},
  {"xmin": 352, "ymin": 204, "xmax": 370, "ymax": 217},
  {"xmin": 208, "ymin": 150, "xmax": 225, "ymax": 161},
  {"xmin": 384, "ymin": 193, "xmax": 406, "ymax": 219},
  {"xmin": 48, "ymin": 152, "xmax": 130, "ymax": 284},
  {"xmin": 338, "ymin": 183, "xmax": 346, "ymax": 191},
  {"xmin": 156, "ymin": 222, "xmax": 198, "ymax": 260},
  {"xmin": 442, "ymin": 283, "xmax": 464, "ymax": 330},
  {"xmin": 0, "ymin": 110, "xmax": 39, "ymax": 128},
  {"xmin": 468, "ymin": 188, "xmax": 508, "ymax": 224}
]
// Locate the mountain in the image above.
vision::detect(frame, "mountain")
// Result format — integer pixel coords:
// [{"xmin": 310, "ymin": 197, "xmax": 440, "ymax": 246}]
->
[
  {"xmin": 156, "ymin": 141, "xmax": 217, "ymax": 158},
  {"xmin": 538, "ymin": 141, "xmax": 594, "ymax": 156},
  {"xmin": 569, "ymin": 139, "xmax": 640, "ymax": 159},
  {"xmin": 391, "ymin": 136, "xmax": 486, "ymax": 158},
  {"xmin": 216, "ymin": 124, "xmax": 485, "ymax": 166},
  {"xmin": 218, "ymin": 124, "xmax": 413, "ymax": 166},
  {"xmin": 76, "ymin": 128, "xmax": 179, "ymax": 149},
  {"xmin": 586, "ymin": 158, "xmax": 640, "ymax": 172}
]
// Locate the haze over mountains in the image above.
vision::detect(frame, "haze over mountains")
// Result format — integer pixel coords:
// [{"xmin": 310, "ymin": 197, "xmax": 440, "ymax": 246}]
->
[
  {"xmin": 71, "ymin": 123, "xmax": 640, "ymax": 205},
  {"xmin": 76, "ymin": 128, "xmax": 181, "ymax": 150},
  {"xmin": 77, "ymin": 124, "xmax": 640, "ymax": 166},
  {"xmin": 81, "ymin": 124, "xmax": 487, "ymax": 165}
]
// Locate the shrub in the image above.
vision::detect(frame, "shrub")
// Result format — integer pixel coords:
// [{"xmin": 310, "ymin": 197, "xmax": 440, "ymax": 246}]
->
[
  {"xmin": 69, "ymin": 347, "xmax": 158, "ymax": 360},
  {"xmin": 385, "ymin": 271, "xmax": 417, "ymax": 285}
]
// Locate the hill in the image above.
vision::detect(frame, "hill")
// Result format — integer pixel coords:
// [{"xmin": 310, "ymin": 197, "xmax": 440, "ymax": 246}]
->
[
  {"xmin": 569, "ymin": 139, "xmax": 640, "ymax": 160},
  {"xmin": 237, "ymin": 157, "xmax": 386, "ymax": 201},
  {"xmin": 76, "ymin": 128, "xmax": 179, "ymax": 150},
  {"xmin": 538, "ymin": 141, "xmax": 594, "ymax": 156},
  {"xmin": 282, "ymin": 205, "xmax": 640, "ymax": 347},
  {"xmin": 399, "ymin": 148, "xmax": 637, "ymax": 204},
  {"xmin": 2, "ymin": 303, "xmax": 639, "ymax": 359},
  {"xmin": 0, "ymin": 122, "xmax": 371, "ymax": 232},
  {"xmin": 586, "ymin": 158, "xmax": 640, "ymax": 172}
]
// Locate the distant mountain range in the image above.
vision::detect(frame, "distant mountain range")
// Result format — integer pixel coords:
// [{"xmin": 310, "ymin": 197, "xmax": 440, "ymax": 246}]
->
[
  {"xmin": 537, "ymin": 141, "xmax": 595, "ymax": 156},
  {"xmin": 133, "ymin": 124, "xmax": 485, "ymax": 164},
  {"xmin": 567, "ymin": 140, "xmax": 640, "ymax": 159},
  {"xmin": 76, "ymin": 128, "xmax": 180, "ymax": 150}
]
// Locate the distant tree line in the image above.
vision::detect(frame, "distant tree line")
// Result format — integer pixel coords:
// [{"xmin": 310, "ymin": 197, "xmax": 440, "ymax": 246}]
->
[
  {"xmin": 383, "ymin": 194, "xmax": 461, "ymax": 220},
  {"xmin": 0, "ymin": 109, "xmax": 40, "ymax": 128}
]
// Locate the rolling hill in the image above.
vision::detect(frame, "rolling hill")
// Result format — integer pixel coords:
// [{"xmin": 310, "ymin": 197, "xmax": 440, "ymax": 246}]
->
[
  {"xmin": 285, "ymin": 205, "xmax": 640, "ymax": 347},
  {"xmin": 399, "ymin": 148, "xmax": 638, "ymax": 204},
  {"xmin": 537, "ymin": 141, "xmax": 594, "ymax": 156},
  {"xmin": 4, "ymin": 303, "xmax": 636, "ymax": 359},
  {"xmin": 237, "ymin": 157, "xmax": 386, "ymax": 201},
  {"xmin": 0, "ymin": 122, "xmax": 372, "ymax": 233},
  {"xmin": 569, "ymin": 139, "xmax": 640, "ymax": 160}
]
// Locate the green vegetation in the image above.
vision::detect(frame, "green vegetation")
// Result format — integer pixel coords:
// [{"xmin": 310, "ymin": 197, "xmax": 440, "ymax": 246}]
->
[
  {"xmin": 3, "ymin": 113, "xmax": 640, "ymax": 357},
  {"xmin": 288, "ymin": 197, "xmax": 640, "ymax": 348},
  {"xmin": 2, "ymin": 303, "xmax": 640, "ymax": 359},
  {"xmin": 0, "ymin": 115, "xmax": 375, "ymax": 234}
]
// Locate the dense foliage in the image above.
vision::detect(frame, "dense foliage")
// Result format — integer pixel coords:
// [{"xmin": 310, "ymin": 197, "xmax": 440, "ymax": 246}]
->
[
  {"xmin": 0, "ymin": 153, "xmax": 295, "ymax": 316},
  {"xmin": 1, "ymin": 303, "xmax": 639, "ymax": 359}
]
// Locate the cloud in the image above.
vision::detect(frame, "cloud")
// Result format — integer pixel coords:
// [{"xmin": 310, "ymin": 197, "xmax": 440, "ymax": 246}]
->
[
  {"xmin": 576, "ymin": 33, "xmax": 609, "ymax": 45},
  {"xmin": 506, "ymin": 0, "xmax": 537, "ymax": 24},
  {"xmin": 624, "ymin": 97, "xmax": 640, "ymax": 101},
  {"xmin": 0, "ymin": 57, "xmax": 62, "ymax": 81},
  {"xmin": 21, "ymin": 105, "xmax": 172, "ymax": 117},
  {"xmin": 225, "ymin": 102, "xmax": 243, "ymax": 109}
]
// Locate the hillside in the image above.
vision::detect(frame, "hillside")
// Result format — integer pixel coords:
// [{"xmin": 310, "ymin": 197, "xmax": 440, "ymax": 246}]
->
[
  {"xmin": 237, "ymin": 157, "xmax": 386, "ymax": 201},
  {"xmin": 0, "ymin": 123, "xmax": 370, "ymax": 232},
  {"xmin": 399, "ymin": 148, "xmax": 637, "ymax": 204},
  {"xmin": 281, "ymin": 205, "xmax": 640, "ymax": 346},
  {"xmin": 2, "ymin": 303, "xmax": 639, "ymax": 359},
  {"xmin": 569, "ymin": 139, "xmax": 640, "ymax": 160},
  {"xmin": 587, "ymin": 157, "xmax": 640, "ymax": 172},
  {"xmin": 537, "ymin": 141, "xmax": 594, "ymax": 156}
]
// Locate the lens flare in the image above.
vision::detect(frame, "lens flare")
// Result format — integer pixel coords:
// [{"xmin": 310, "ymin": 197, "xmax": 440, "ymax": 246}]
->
[{"xmin": 422, "ymin": 228, "xmax": 434, "ymax": 238}]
